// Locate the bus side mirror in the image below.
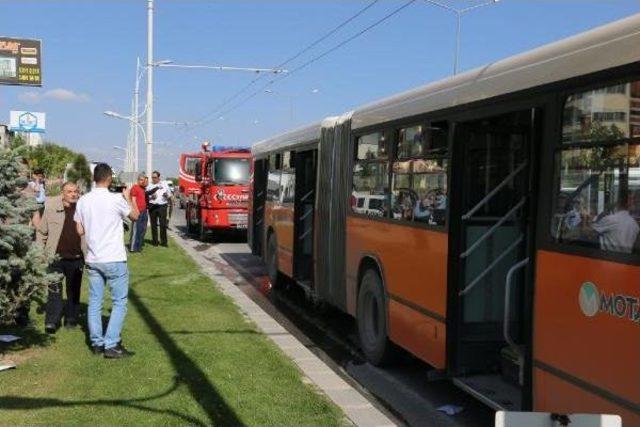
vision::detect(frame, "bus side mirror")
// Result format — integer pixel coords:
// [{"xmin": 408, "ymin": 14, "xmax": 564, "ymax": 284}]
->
[{"xmin": 195, "ymin": 169, "xmax": 202, "ymax": 182}]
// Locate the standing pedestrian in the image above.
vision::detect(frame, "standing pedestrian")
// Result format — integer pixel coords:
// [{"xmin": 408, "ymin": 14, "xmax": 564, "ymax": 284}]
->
[
  {"xmin": 129, "ymin": 174, "xmax": 148, "ymax": 253},
  {"xmin": 74, "ymin": 163, "xmax": 139, "ymax": 358},
  {"xmin": 146, "ymin": 171, "xmax": 172, "ymax": 247},
  {"xmin": 28, "ymin": 169, "xmax": 46, "ymax": 228},
  {"xmin": 37, "ymin": 182, "xmax": 85, "ymax": 333}
]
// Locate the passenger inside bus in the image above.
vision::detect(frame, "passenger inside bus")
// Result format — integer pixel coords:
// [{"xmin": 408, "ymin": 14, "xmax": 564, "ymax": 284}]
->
[
  {"xmin": 553, "ymin": 79, "xmax": 640, "ymax": 255},
  {"xmin": 591, "ymin": 197, "xmax": 640, "ymax": 254}
]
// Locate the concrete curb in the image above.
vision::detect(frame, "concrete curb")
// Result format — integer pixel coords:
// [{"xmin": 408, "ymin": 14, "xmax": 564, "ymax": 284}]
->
[{"xmin": 168, "ymin": 228, "xmax": 397, "ymax": 427}]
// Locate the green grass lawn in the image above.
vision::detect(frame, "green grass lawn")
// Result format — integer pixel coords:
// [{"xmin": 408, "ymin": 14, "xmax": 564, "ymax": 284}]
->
[{"xmin": 0, "ymin": 238, "xmax": 346, "ymax": 426}]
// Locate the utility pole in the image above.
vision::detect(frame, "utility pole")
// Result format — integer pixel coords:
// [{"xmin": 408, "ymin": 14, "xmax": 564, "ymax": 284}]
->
[
  {"xmin": 133, "ymin": 57, "xmax": 141, "ymax": 173},
  {"xmin": 146, "ymin": 0, "xmax": 154, "ymax": 175}
]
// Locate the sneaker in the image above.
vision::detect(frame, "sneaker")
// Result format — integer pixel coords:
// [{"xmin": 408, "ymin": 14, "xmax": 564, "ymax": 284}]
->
[
  {"xmin": 45, "ymin": 323, "xmax": 57, "ymax": 334},
  {"xmin": 104, "ymin": 344, "xmax": 134, "ymax": 359},
  {"xmin": 91, "ymin": 345, "xmax": 104, "ymax": 355}
]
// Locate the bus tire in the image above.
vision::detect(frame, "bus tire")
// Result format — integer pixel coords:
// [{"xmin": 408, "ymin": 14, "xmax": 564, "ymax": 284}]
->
[
  {"xmin": 266, "ymin": 233, "xmax": 283, "ymax": 289},
  {"xmin": 357, "ymin": 269, "xmax": 396, "ymax": 366}
]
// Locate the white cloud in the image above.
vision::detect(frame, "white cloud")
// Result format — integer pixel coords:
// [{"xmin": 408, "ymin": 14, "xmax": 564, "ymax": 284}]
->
[{"xmin": 18, "ymin": 88, "xmax": 90, "ymax": 104}]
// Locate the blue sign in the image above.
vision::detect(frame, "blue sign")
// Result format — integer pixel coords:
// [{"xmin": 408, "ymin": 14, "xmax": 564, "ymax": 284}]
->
[{"xmin": 9, "ymin": 110, "xmax": 45, "ymax": 133}]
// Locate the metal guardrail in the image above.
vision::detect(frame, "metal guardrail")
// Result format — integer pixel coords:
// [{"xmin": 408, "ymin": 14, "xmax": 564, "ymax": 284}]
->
[
  {"xmin": 459, "ymin": 235, "xmax": 524, "ymax": 297},
  {"xmin": 300, "ymin": 190, "xmax": 314, "ymax": 202},
  {"xmin": 460, "ymin": 197, "xmax": 526, "ymax": 259},
  {"xmin": 461, "ymin": 161, "xmax": 527, "ymax": 221}
]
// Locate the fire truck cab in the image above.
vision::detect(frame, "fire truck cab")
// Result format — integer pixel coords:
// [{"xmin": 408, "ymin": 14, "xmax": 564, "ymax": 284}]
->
[{"xmin": 178, "ymin": 143, "xmax": 251, "ymax": 240}]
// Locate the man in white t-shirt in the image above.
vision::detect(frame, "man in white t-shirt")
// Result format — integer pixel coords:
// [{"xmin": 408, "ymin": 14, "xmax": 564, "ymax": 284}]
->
[
  {"xmin": 74, "ymin": 163, "xmax": 139, "ymax": 358},
  {"xmin": 146, "ymin": 170, "xmax": 172, "ymax": 247},
  {"xmin": 591, "ymin": 199, "xmax": 640, "ymax": 254}
]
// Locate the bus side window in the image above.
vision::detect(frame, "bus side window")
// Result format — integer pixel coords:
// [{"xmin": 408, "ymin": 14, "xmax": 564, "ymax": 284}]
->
[
  {"xmin": 280, "ymin": 151, "xmax": 295, "ymax": 204},
  {"xmin": 391, "ymin": 122, "xmax": 448, "ymax": 226},
  {"xmin": 552, "ymin": 78, "xmax": 640, "ymax": 255},
  {"xmin": 352, "ymin": 131, "xmax": 390, "ymax": 217},
  {"xmin": 267, "ymin": 153, "xmax": 282, "ymax": 203}
]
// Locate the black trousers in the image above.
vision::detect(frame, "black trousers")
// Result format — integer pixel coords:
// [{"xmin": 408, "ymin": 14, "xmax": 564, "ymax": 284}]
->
[
  {"xmin": 45, "ymin": 259, "xmax": 84, "ymax": 326},
  {"xmin": 149, "ymin": 204, "xmax": 168, "ymax": 246}
]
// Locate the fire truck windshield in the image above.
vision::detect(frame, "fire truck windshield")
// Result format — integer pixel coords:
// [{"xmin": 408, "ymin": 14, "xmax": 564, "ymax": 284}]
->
[{"xmin": 212, "ymin": 158, "xmax": 250, "ymax": 185}]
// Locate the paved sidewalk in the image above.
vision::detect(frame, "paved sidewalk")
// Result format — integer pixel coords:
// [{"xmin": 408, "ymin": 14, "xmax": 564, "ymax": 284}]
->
[{"xmin": 169, "ymin": 227, "xmax": 397, "ymax": 427}]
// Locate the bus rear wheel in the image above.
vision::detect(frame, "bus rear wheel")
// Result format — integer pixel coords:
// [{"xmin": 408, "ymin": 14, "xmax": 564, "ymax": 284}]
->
[
  {"xmin": 266, "ymin": 233, "xmax": 283, "ymax": 289},
  {"xmin": 357, "ymin": 269, "xmax": 397, "ymax": 366}
]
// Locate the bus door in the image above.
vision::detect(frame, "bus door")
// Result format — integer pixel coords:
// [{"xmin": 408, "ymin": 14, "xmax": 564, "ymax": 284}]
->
[
  {"xmin": 449, "ymin": 109, "xmax": 540, "ymax": 411},
  {"xmin": 250, "ymin": 158, "xmax": 268, "ymax": 256},
  {"xmin": 293, "ymin": 149, "xmax": 318, "ymax": 285}
]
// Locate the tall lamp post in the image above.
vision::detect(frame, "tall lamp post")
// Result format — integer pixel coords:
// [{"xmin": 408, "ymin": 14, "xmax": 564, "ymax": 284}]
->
[
  {"xmin": 264, "ymin": 88, "xmax": 319, "ymax": 124},
  {"xmin": 142, "ymin": 0, "xmax": 287, "ymax": 175},
  {"xmin": 423, "ymin": 0, "xmax": 500, "ymax": 75},
  {"xmin": 113, "ymin": 146, "xmax": 130, "ymax": 175},
  {"xmin": 146, "ymin": 0, "xmax": 155, "ymax": 177}
]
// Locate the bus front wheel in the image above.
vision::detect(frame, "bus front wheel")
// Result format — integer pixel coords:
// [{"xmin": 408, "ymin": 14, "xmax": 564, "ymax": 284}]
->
[{"xmin": 357, "ymin": 269, "xmax": 397, "ymax": 366}]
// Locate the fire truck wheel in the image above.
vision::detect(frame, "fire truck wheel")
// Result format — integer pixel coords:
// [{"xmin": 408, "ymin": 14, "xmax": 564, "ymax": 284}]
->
[
  {"xmin": 357, "ymin": 269, "xmax": 397, "ymax": 366},
  {"xmin": 186, "ymin": 204, "xmax": 196, "ymax": 234},
  {"xmin": 199, "ymin": 218, "xmax": 207, "ymax": 242},
  {"xmin": 267, "ymin": 233, "xmax": 283, "ymax": 289}
]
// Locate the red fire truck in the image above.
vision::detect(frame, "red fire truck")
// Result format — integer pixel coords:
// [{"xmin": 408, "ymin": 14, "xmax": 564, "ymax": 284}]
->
[{"xmin": 178, "ymin": 143, "xmax": 251, "ymax": 240}]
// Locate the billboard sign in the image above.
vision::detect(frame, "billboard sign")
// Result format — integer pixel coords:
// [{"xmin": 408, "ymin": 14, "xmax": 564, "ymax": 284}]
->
[
  {"xmin": 0, "ymin": 37, "xmax": 42, "ymax": 86},
  {"xmin": 10, "ymin": 111, "xmax": 46, "ymax": 133}
]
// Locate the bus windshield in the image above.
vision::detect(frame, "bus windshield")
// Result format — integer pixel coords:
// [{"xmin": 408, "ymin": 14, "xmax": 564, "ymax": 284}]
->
[{"xmin": 213, "ymin": 158, "xmax": 250, "ymax": 185}]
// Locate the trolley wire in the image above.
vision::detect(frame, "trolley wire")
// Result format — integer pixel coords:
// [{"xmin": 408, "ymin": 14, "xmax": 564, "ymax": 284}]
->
[
  {"xmin": 206, "ymin": 0, "xmax": 418, "ymax": 125},
  {"xmin": 186, "ymin": 0, "xmax": 381, "ymax": 131}
]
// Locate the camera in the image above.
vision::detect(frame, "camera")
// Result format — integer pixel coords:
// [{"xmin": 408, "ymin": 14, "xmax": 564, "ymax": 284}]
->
[{"xmin": 109, "ymin": 184, "xmax": 127, "ymax": 193}]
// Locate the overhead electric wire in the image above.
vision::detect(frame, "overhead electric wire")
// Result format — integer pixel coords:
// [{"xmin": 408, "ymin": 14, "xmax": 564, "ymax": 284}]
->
[
  {"xmin": 186, "ymin": 0, "xmax": 381, "ymax": 131},
  {"xmin": 205, "ymin": 0, "xmax": 418, "ymax": 124}
]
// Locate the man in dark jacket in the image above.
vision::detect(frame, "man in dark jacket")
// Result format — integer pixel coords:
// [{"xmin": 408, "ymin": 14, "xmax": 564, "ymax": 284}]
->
[{"xmin": 37, "ymin": 182, "xmax": 86, "ymax": 333}]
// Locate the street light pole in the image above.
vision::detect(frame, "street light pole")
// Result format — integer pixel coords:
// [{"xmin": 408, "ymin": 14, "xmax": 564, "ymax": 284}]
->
[
  {"xmin": 146, "ymin": 0, "xmax": 154, "ymax": 176},
  {"xmin": 264, "ymin": 88, "xmax": 319, "ymax": 124},
  {"xmin": 423, "ymin": 0, "xmax": 499, "ymax": 75},
  {"xmin": 133, "ymin": 57, "xmax": 141, "ymax": 173}
]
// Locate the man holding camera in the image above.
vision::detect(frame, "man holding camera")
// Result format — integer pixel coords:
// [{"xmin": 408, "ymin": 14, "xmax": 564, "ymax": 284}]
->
[
  {"xmin": 74, "ymin": 163, "xmax": 139, "ymax": 358},
  {"xmin": 146, "ymin": 171, "xmax": 172, "ymax": 247}
]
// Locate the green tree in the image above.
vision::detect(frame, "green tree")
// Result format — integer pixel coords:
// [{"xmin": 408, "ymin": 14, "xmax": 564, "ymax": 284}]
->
[
  {"xmin": 0, "ymin": 148, "xmax": 58, "ymax": 325},
  {"xmin": 25, "ymin": 142, "xmax": 77, "ymax": 179},
  {"xmin": 66, "ymin": 154, "xmax": 92, "ymax": 191}
]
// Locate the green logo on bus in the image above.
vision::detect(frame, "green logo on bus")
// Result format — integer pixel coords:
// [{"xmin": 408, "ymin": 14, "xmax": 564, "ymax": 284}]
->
[
  {"xmin": 579, "ymin": 282, "xmax": 600, "ymax": 317},
  {"xmin": 578, "ymin": 281, "xmax": 640, "ymax": 324}
]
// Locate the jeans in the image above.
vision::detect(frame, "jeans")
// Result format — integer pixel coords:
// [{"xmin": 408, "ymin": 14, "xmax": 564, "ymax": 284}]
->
[
  {"xmin": 45, "ymin": 259, "xmax": 84, "ymax": 326},
  {"xmin": 86, "ymin": 262, "xmax": 129, "ymax": 349},
  {"xmin": 149, "ymin": 204, "xmax": 168, "ymax": 246},
  {"xmin": 129, "ymin": 210, "xmax": 148, "ymax": 252}
]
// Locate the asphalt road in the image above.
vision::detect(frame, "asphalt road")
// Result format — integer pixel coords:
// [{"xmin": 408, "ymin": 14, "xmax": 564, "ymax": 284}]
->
[{"xmin": 170, "ymin": 211, "xmax": 494, "ymax": 427}]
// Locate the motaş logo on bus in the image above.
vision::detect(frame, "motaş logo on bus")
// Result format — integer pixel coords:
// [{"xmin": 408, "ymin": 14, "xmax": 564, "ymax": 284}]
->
[{"xmin": 579, "ymin": 282, "xmax": 640, "ymax": 324}]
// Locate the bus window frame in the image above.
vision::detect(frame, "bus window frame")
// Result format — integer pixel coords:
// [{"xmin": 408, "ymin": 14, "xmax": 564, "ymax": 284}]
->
[
  {"xmin": 390, "ymin": 121, "xmax": 449, "ymax": 228},
  {"xmin": 348, "ymin": 120, "xmax": 451, "ymax": 233},
  {"xmin": 543, "ymin": 73, "xmax": 640, "ymax": 267}
]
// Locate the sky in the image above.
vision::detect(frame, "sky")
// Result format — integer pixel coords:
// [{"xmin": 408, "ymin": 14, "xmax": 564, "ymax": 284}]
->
[{"xmin": 0, "ymin": 0, "xmax": 638, "ymax": 176}]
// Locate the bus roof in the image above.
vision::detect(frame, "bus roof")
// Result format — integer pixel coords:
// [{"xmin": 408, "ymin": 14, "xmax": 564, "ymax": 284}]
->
[
  {"xmin": 252, "ymin": 120, "xmax": 324, "ymax": 157},
  {"xmin": 251, "ymin": 13, "xmax": 640, "ymax": 152},
  {"xmin": 351, "ymin": 13, "xmax": 640, "ymax": 130}
]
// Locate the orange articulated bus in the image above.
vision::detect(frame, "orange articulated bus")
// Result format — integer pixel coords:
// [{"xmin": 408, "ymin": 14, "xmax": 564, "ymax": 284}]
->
[{"xmin": 248, "ymin": 15, "xmax": 640, "ymax": 424}]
